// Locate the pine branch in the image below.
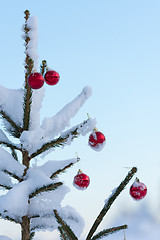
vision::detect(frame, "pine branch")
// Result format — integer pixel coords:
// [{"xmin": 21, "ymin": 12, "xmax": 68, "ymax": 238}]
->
[
  {"xmin": 86, "ymin": 167, "xmax": 137, "ymax": 240},
  {"xmin": 23, "ymin": 10, "xmax": 34, "ymax": 131},
  {"xmin": 29, "ymin": 120, "xmax": 88, "ymax": 159},
  {"xmin": 10, "ymin": 148, "xmax": 19, "ymax": 161},
  {"xmin": 22, "ymin": 85, "xmax": 33, "ymax": 131},
  {"xmin": 0, "ymin": 184, "xmax": 12, "ymax": 190},
  {"xmin": 0, "ymin": 213, "xmax": 20, "ymax": 224},
  {"xmin": 58, "ymin": 226, "xmax": 69, "ymax": 240},
  {"xmin": 29, "ymin": 182, "xmax": 63, "ymax": 199},
  {"xmin": 24, "ymin": 10, "xmax": 30, "ymax": 21},
  {"xmin": 0, "ymin": 110, "xmax": 23, "ymax": 138},
  {"xmin": 3, "ymin": 170, "xmax": 23, "ymax": 182},
  {"xmin": 0, "ymin": 141, "xmax": 19, "ymax": 161},
  {"xmin": 40, "ymin": 60, "xmax": 47, "ymax": 76},
  {"xmin": 50, "ymin": 160, "xmax": 79, "ymax": 179},
  {"xmin": 91, "ymin": 225, "xmax": 128, "ymax": 240},
  {"xmin": 0, "ymin": 141, "xmax": 22, "ymax": 152},
  {"xmin": 53, "ymin": 209, "xmax": 78, "ymax": 240},
  {"xmin": 30, "ymin": 231, "xmax": 35, "ymax": 240},
  {"xmin": 29, "ymin": 134, "xmax": 77, "ymax": 159}
]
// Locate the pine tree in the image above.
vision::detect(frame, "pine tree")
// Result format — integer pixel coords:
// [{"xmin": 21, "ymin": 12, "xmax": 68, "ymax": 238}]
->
[{"xmin": 0, "ymin": 10, "xmax": 137, "ymax": 240}]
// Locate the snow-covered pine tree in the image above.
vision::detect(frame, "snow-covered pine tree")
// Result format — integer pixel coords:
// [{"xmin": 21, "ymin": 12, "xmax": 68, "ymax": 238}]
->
[{"xmin": 0, "ymin": 10, "xmax": 137, "ymax": 240}]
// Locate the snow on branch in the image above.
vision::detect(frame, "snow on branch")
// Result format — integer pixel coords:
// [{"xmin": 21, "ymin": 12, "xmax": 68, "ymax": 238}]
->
[
  {"xmin": 37, "ymin": 158, "xmax": 78, "ymax": 178},
  {"xmin": 25, "ymin": 16, "xmax": 39, "ymax": 70},
  {"xmin": 0, "ymin": 169, "xmax": 55, "ymax": 218},
  {"xmin": 29, "ymin": 185, "xmax": 70, "ymax": 219},
  {"xmin": 22, "ymin": 117, "xmax": 96, "ymax": 158},
  {"xmin": 20, "ymin": 87, "xmax": 94, "ymax": 156},
  {"xmin": 0, "ymin": 130, "xmax": 10, "ymax": 143},
  {"xmin": 0, "ymin": 85, "xmax": 24, "ymax": 130},
  {"xmin": 0, "ymin": 148, "xmax": 25, "ymax": 178},
  {"xmin": 0, "ymin": 83, "xmax": 44, "ymax": 135},
  {"xmin": 31, "ymin": 206, "xmax": 84, "ymax": 237},
  {"xmin": 0, "ymin": 171, "xmax": 13, "ymax": 190},
  {"xmin": 0, "ymin": 158, "xmax": 77, "ymax": 219},
  {"xmin": 0, "ymin": 130, "xmax": 20, "ymax": 158},
  {"xmin": 30, "ymin": 88, "xmax": 45, "ymax": 130},
  {"xmin": 41, "ymin": 86, "xmax": 92, "ymax": 139},
  {"xmin": 29, "ymin": 182, "xmax": 63, "ymax": 199}
]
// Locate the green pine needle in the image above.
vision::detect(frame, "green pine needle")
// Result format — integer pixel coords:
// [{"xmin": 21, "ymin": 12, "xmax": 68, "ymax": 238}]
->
[
  {"xmin": 54, "ymin": 209, "xmax": 78, "ymax": 240},
  {"xmin": 91, "ymin": 225, "xmax": 128, "ymax": 240}
]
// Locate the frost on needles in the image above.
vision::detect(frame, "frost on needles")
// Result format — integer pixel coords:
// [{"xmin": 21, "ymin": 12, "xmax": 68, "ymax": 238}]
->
[{"xmin": 0, "ymin": 10, "xmax": 137, "ymax": 240}]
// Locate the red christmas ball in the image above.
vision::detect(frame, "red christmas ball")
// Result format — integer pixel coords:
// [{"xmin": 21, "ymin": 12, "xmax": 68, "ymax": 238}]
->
[
  {"xmin": 44, "ymin": 70, "xmax": 60, "ymax": 85},
  {"xmin": 130, "ymin": 178, "xmax": 147, "ymax": 200},
  {"xmin": 73, "ymin": 170, "xmax": 90, "ymax": 190},
  {"xmin": 28, "ymin": 72, "xmax": 44, "ymax": 89},
  {"xmin": 88, "ymin": 130, "xmax": 106, "ymax": 151}
]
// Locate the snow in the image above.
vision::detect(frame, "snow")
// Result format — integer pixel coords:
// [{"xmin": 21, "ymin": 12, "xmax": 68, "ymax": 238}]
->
[
  {"xmin": 30, "ymin": 87, "xmax": 45, "ymax": 130},
  {"xmin": 0, "ymin": 85, "xmax": 24, "ymax": 128},
  {"xmin": 28, "ymin": 160, "xmax": 84, "ymax": 234},
  {"xmin": 57, "ymin": 205, "xmax": 84, "ymax": 237},
  {"xmin": 0, "ymin": 156, "xmax": 84, "ymax": 235},
  {"xmin": 31, "ymin": 205, "xmax": 84, "ymax": 237},
  {"xmin": 0, "ymin": 82, "xmax": 92, "ymax": 156},
  {"xmin": 0, "ymin": 171, "xmax": 13, "ymax": 188},
  {"xmin": 29, "ymin": 185, "xmax": 70, "ymax": 218},
  {"xmin": 0, "ymin": 84, "xmax": 44, "ymax": 132},
  {"xmin": 26, "ymin": 16, "xmax": 39, "ymax": 70},
  {"xmin": 0, "ymin": 148, "xmax": 25, "ymax": 177},
  {"xmin": 37, "ymin": 158, "xmax": 77, "ymax": 176},
  {"xmin": 41, "ymin": 86, "xmax": 92, "ymax": 139},
  {"xmin": 0, "ymin": 80, "xmax": 93, "ymax": 236},
  {"xmin": 0, "ymin": 130, "xmax": 9, "ymax": 143},
  {"xmin": 20, "ymin": 87, "xmax": 95, "ymax": 155},
  {"xmin": 104, "ymin": 188, "xmax": 117, "ymax": 206}
]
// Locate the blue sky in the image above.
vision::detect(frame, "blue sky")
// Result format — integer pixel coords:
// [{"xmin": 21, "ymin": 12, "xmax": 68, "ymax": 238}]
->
[{"xmin": 0, "ymin": 1, "xmax": 160, "ymax": 239}]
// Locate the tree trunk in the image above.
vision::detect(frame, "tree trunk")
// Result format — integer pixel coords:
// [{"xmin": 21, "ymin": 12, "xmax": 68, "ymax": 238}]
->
[
  {"xmin": 21, "ymin": 151, "xmax": 30, "ymax": 240},
  {"xmin": 21, "ymin": 216, "xmax": 30, "ymax": 240}
]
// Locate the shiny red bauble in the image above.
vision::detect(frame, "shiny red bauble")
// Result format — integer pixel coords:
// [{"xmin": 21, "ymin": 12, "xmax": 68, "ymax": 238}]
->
[
  {"xmin": 73, "ymin": 170, "xmax": 90, "ymax": 190},
  {"xmin": 28, "ymin": 72, "xmax": 44, "ymax": 89},
  {"xmin": 88, "ymin": 130, "xmax": 106, "ymax": 151},
  {"xmin": 130, "ymin": 178, "xmax": 147, "ymax": 200},
  {"xmin": 44, "ymin": 70, "xmax": 60, "ymax": 85}
]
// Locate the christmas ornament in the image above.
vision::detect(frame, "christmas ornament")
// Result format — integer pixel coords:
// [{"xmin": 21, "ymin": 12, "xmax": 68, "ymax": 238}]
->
[
  {"xmin": 130, "ymin": 178, "xmax": 147, "ymax": 200},
  {"xmin": 28, "ymin": 72, "xmax": 44, "ymax": 89},
  {"xmin": 73, "ymin": 169, "xmax": 90, "ymax": 190},
  {"xmin": 88, "ymin": 129, "xmax": 106, "ymax": 151},
  {"xmin": 44, "ymin": 70, "xmax": 60, "ymax": 85}
]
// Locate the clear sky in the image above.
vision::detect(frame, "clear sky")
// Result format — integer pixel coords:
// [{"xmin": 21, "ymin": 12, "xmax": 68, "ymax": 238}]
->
[{"xmin": 0, "ymin": 1, "xmax": 160, "ymax": 239}]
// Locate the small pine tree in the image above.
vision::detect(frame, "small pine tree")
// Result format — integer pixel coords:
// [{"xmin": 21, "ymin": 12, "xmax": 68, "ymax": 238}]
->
[{"xmin": 0, "ymin": 10, "xmax": 137, "ymax": 240}]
